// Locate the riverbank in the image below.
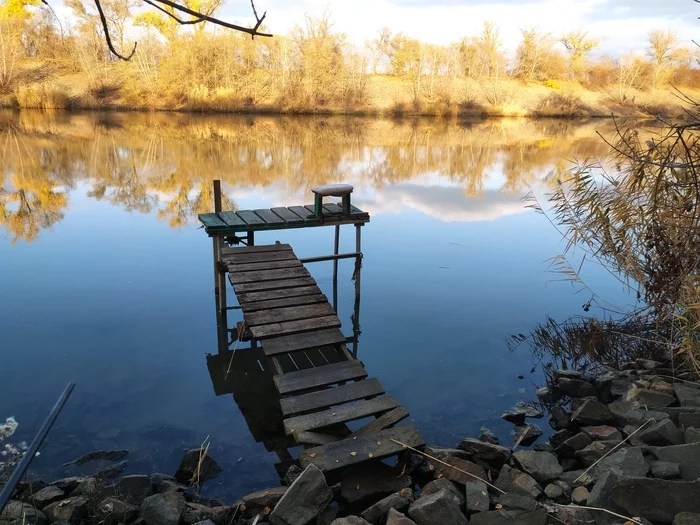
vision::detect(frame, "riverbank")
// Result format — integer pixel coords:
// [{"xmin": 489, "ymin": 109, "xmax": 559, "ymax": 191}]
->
[{"xmin": 3, "ymin": 358, "xmax": 699, "ymax": 525}]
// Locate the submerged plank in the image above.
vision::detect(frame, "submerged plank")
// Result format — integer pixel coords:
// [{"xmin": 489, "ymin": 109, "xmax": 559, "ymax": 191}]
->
[
  {"xmin": 245, "ymin": 303, "xmax": 336, "ymax": 327},
  {"xmin": 233, "ymin": 276, "xmax": 316, "ymax": 294},
  {"xmin": 237, "ymin": 286, "xmax": 322, "ymax": 304},
  {"xmin": 280, "ymin": 378, "xmax": 385, "ymax": 416},
  {"xmin": 229, "ymin": 267, "xmax": 310, "ymax": 284},
  {"xmin": 349, "ymin": 407, "xmax": 409, "ymax": 438},
  {"xmin": 249, "ymin": 315, "xmax": 341, "ymax": 339},
  {"xmin": 241, "ymin": 294, "xmax": 327, "ymax": 313},
  {"xmin": 262, "ymin": 328, "xmax": 347, "ymax": 355},
  {"xmin": 298, "ymin": 425, "xmax": 425, "ymax": 472},
  {"xmin": 271, "ymin": 207, "xmax": 306, "ymax": 224},
  {"xmin": 274, "ymin": 360, "xmax": 367, "ymax": 395},
  {"xmin": 226, "ymin": 259, "xmax": 302, "ymax": 272}
]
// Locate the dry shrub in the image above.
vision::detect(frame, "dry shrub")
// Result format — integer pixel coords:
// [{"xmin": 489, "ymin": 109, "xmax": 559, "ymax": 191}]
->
[
  {"xmin": 16, "ymin": 83, "xmax": 70, "ymax": 109},
  {"xmin": 535, "ymin": 91, "xmax": 588, "ymax": 116}
]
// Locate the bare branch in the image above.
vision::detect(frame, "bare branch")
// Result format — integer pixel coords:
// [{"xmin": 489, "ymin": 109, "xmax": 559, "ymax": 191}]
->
[
  {"xmin": 94, "ymin": 0, "xmax": 137, "ymax": 61},
  {"xmin": 141, "ymin": 0, "xmax": 205, "ymax": 25}
]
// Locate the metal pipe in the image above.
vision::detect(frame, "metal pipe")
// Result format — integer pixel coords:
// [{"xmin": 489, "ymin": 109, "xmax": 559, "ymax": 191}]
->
[
  {"xmin": 299, "ymin": 252, "xmax": 361, "ymax": 264},
  {"xmin": 0, "ymin": 382, "xmax": 75, "ymax": 512}
]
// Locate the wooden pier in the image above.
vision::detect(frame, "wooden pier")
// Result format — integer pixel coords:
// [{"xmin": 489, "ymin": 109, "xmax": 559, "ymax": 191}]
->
[{"xmin": 199, "ymin": 182, "xmax": 424, "ymax": 475}]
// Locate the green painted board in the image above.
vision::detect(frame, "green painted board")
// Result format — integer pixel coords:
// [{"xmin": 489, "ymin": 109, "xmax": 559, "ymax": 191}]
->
[
  {"xmin": 199, "ymin": 213, "xmax": 227, "ymax": 229},
  {"xmin": 288, "ymin": 206, "xmax": 318, "ymax": 221},
  {"xmin": 323, "ymin": 203, "xmax": 344, "ymax": 214},
  {"xmin": 255, "ymin": 209, "xmax": 286, "ymax": 225},
  {"xmin": 218, "ymin": 211, "xmax": 247, "ymax": 228},
  {"xmin": 237, "ymin": 210, "xmax": 267, "ymax": 226},
  {"xmin": 271, "ymin": 207, "xmax": 306, "ymax": 225}
]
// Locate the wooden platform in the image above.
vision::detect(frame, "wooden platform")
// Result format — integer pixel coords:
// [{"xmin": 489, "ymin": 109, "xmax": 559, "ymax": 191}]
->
[{"xmin": 221, "ymin": 243, "xmax": 424, "ymax": 473}]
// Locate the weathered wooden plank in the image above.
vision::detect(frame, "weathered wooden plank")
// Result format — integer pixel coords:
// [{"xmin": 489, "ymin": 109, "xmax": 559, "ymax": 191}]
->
[
  {"xmin": 241, "ymin": 294, "xmax": 327, "ymax": 313},
  {"xmin": 218, "ymin": 211, "xmax": 247, "ymax": 228},
  {"xmin": 224, "ymin": 251, "xmax": 298, "ymax": 264},
  {"xmin": 274, "ymin": 360, "xmax": 367, "ymax": 395},
  {"xmin": 283, "ymin": 396, "xmax": 400, "ymax": 435},
  {"xmin": 236, "ymin": 210, "xmax": 267, "ymax": 226},
  {"xmin": 237, "ymin": 286, "xmax": 322, "ymax": 304},
  {"xmin": 298, "ymin": 425, "xmax": 425, "ymax": 472},
  {"xmin": 281, "ymin": 378, "xmax": 384, "ymax": 416},
  {"xmin": 293, "ymin": 431, "xmax": 338, "ymax": 446},
  {"xmin": 262, "ymin": 328, "xmax": 346, "ymax": 356},
  {"xmin": 245, "ymin": 303, "xmax": 336, "ymax": 327},
  {"xmin": 249, "ymin": 315, "xmax": 341, "ymax": 339},
  {"xmin": 271, "ymin": 207, "xmax": 306, "ymax": 225},
  {"xmin": 222, "ymin": 243, "xmax": 292, "ymax": 255},
  {"xmin": 226, "ymin": 259, "xmax": 302, "ymax": 272},
  {"xmin": 304, "ymin": 205, "xmax": 317, "ymax": 216},
  {"xmin": 254, "ymin": 209, "xmax": 287, "ymax": 225},
  {"xmin": 199, "ymin": 213, "xmax": 227, "ymax": 229},
  {"xmin": 288, "ymin": 206, "xmax": 318, "ymax": 221},
  {"xmin": 323, "ymin": 203, "xmax": 344, "ymax": 214},
  {"xmin": 349, "ymin": 407, "xmax": 410, "ymax": 438},
  {"xmin": 229, "ymin": 267, "xmax": 310, "ymax": 285},
  {"xmin": 234, "ymin": 277, "xmax": 316, "ymax": 294}
]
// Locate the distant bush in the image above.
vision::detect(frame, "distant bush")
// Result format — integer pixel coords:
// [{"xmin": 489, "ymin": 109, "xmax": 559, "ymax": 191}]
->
[
  {"xmin": 16, "ymin": 83, "xmax": 70, "ymax": 109},
  {"xmin": 535, "ymin": 91, "xmax": 588, "ymax": 116},
  {"xmin": 544, "ymin": 79, "xmax": 562, "ymax": 90}
]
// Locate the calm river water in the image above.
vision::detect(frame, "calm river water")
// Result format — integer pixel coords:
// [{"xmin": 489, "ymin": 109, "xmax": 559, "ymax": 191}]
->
[{"xmin": 0, "ymin": 110, "xmax": 634, "ymax": 499}]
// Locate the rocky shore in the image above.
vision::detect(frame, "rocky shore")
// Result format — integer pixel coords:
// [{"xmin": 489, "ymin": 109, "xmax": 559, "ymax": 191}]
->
[{"xmin": 3, "ymin": 358, "xmax": 700, "ymax": 525}]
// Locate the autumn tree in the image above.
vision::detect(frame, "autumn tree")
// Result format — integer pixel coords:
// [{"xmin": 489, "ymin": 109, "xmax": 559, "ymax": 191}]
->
[
  {"xmin": 515, "ymin": 27, "xmax": 558, "ymax": 82},
  {"xmin": 647, "ymin": 29, "xmax": 677, "ymax": 88},
  {"xmin": 561, "ymin": 30, "xmax": 600, "ymax": 81},
  {"xmin": 0, "ymin": 0, "xmax": 41, "ymax": 89}
]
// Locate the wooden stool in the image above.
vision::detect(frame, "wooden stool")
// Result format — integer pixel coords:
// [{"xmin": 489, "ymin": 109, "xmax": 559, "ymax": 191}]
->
[{"xmin": 312, "ymin": 184, "xmax": 354, "ymax": 217}]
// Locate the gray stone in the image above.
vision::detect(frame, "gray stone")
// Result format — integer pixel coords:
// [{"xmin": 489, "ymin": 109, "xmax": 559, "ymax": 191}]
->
[
  {"xmin": 194, "ymin": 521, "xmax": 215, "ymax": 525},
  {"xmin": 494, "ymin": 464, "xmax": 542, "ymax": 499},
  {"xmin": 591, "ymin": 447, "xmax": 649, "ymax": 478},
  {"xmin": 420, "ymin": 479, "xmax": 463, "ymax": 505},
  {"xmin": 329, "ymin": 518, "xmax": 371, "ymax": 525},
  {"xmin": 610, "ymin": 478, "xmax": 700, "ymax": 523},
  {"xmin": 511, "ymin": 424, "xmax": 542, "ymax": 447},
  {"xmin": 270, "ymin": 465, "xmax": 333, "ymax": 525},
  {"xmin": 543, "ymin": 484, "xmax": 563, "ymax": 500},
  {"xmin": 651, "ymin": 460, "xmax": 681, "ymax": 479},
  {"xmin": 680, "ymin": 412, "xmax": 700, "ymax": 428},
  {"xmin": 360, "ymin": 489, "xmax": 412, "ymax": 525},
  {"xmin": 242, "ymin": 487, "xmax": 287, "ymax": 509},
  {"xmin": 651, "ymin": 379, "xmax": 676, "ymax": 395},
  {"xmin": 559, "ymin": 469, "xmax": 596, "ymax": 488},
  {"xmin": 316, "ymin": 506, "xmax": 337, "ymax": 525},
  {"xmin": 470, "ymin": 509, "xmax": 547, "ymax": 525},
  {"xmin": 549, "ymin": 429, "xmax": 573, "ymax": 449},
  {"xmin": 433, "ymin": 457, "xmax": 487, "ymax": 486},
  {"xmin": 625, "ymin": 385, "xmax": 676, "ymax": 407},
  {"xmin": 151, "ymin": 473, "xmax": 184, "ymax": 494},
  {"xmin": 553, "ymin": 369, "xmax": 584, "ymax": 380},
  {"xmin": 497, "ymin": 493, "xmax": 538, "ymax": 511},
  {"xmin": 49, "ymin": 478, "xmax": 87, "ymax": 493},
  {"xmin": 533, "ymin": 443, "xmax": 553, "ymax": 453},
  {"xmin": 43, "ymin": 497, "xmax": 89, "ymax": 523},
  {"xmin": 581, "ymin": 425, "xmax": 622, "ymax": 442},
  {"xmin": 574, "ymin": 441, "xmax": 620, "ymax": 466},
  {"xmin": 571, "ymin": 399, "xmax": 615, "ymax": 426},
  {"xmin": 479, "ymin": 427, "xmax": 499, "ymax": 445},
  {"xmin": 457, "ymin": 439, "xmax": 511, "ymax": 470},
  {"xmin": 548, "ymin": 405, "xmax": 572, "ymax": 430},
  {"xmin": 675, "ymin": 384, "xmax": 700, "ymax": 407},
  {"xmin": 385, "ymin": 509, "xmax": 417, "ymax": 525},
  {"xmin": 557, "ymin": 378, "xmax": 597, "ymax": 398},
  {"xmin": 96, "ymin": 497, "xmax": 139, "ymax": 525},
  {"xmin": 674, "ymin": 512, "xmax": 700, "ymax": 525},
  {"xmin": 107, "ymin": 475, "xmax": 153, "ymax": 506},
  {"xmin": 174, "ymin": 449, "xmax": 222, "ymax": 485},
  {"xmin": 609, "ymin": 400, "xmax": 668, "ymax": 426},
  {"xmin": 553, "ymin": 479, "xmax": 571, "ymax": 497},
  {"xmin": 588, "ymin": 472, "xmax": 626, "ymax": 525},
  {"xmin": 536, "ymin": 386, "xmax": 561, "ymax": 404},
  {"xmin": 70, "ymin": 478, "xmax": 99, "ymax": 497},
  {"xmin": 141, "ymin": 492, "xmax": 186, "ymax": 525},
  {"xmin": 31, "ymin": 487, "xmax": 65, "ymax": 510},
  {"xmin": 465, "ymin": 481, "xmax": 489, "ymax": 513},
  {"xmin": 181, "ymin": 503, "xmax": 235, "ymax": 525},
  {"xmin": 686, "ymin": 427, "xmax": 700, "ymax": 443},
  {"xmin": 408, "ymin": 489, "xmax": 468, "ymax": 525},
  {"xmin": 639, "ymin": 418, "xmax": 684, "ymax": 446},
  {"xmin": 501, "ymin": 402, "xmax": 544, "ymax": 425},
  {"xmin": 571, "ymin": 486, "xmax": 589, "ymax": 504},
  {"xmin": 95, "ymin": 460, "xmax": 129, "ymax": 481},
  {"xmin": 340, "ymin": 463, "xmax": 411, "ymax": 505},
  {"xmin": 0, "ymin": 501, "xmax": 47, "ymax": 525},
  {"xmin": 512, "ymin": 451, "xmax": 563, "ymax": 483},
  {"xmin": 555, "ymin": 432, "xmax": 592, "ymax": 457},
  {"xmin": 650, "ymin": 442, "xmax": 700, "ymax": 480}
]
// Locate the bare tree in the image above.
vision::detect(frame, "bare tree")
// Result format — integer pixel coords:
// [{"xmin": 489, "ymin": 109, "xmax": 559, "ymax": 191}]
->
[
  {"xmin": 515, "ymin": 27, "xmax": 555, "ymax": 82},
  {"xmin": 647, "ymin": 29, "xmax": 677, "ymax": 88},
  {"xmin": 560, "ymin": 30, "xmax": 600, "ymax": 81}
]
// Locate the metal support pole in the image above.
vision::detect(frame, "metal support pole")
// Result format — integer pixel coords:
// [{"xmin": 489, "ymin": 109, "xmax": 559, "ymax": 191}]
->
[
  {"xmin": 354, "ymin": 224, "xmax": 362, "ymax": 298},
  {"xmin": 332, "ymin": 225, "xmax": 340, "ymax": 311}
]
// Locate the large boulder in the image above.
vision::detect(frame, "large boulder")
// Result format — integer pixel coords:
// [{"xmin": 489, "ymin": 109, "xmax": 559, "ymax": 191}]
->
[
  {"xmin": 341, "ymin": 462, "xmax": 411, "ymax": 505},
  {"xmin": 494, "ymin": 465, "xmax": 542, "ymax": 499},
  {"xmin": 511, "ymin": 425, "xmax": 542, "ymax": 447},
  {"xmin": 649, "ymin": 442, "xmax": 700, "ymax": 480},
  {"xmin": 496, "ymin": 493, "xmax": 538, "ymax": 512},
  {"xmin": 174, "ymin": 449, "xmax": 222, "ymax": 485},
  {"xmin": 501, "ymin": 402, "xmax": 544, "ymax": 425},
  {"xmin": 574, "ymin": 441, "xmax": 620, "ymax": 466},
  {"xmin": 571, "ymin": 399, "xmax": 615, "ymax": 426},
  {"xmin": 587, "ymin": 472, "xmax": 627, "ymax": 525},
  {"xmin": 242, "ymin": 486, "xmax": 288, "ymax": 510},
  {"xmin": 43, "ymin": 497, "xmax": 89, "ymax": 523},
  {"xmin": 590, "ymin": 447, "xmax": 649, "ymax": 478},
  {"xmin": 434, "ymin": 457, "xmax": 487, "ymax": 486},
  {"xmin": 651, "ymin": 461, "xmax": 681, "ymax": 479},
  {"xmin": 385, "ymin": 509, "xmax": 417, "ymax": 525},
  {"xmin": 608, "ymin": 400, "xmax": 668, "ymax": 426},
  {"xmin": 0, "ymin": 501, "xmax": 47, "ymax": 525},
  {"xmin": 420, "ymin": 479, "xmax": 463, "ymax": 505},
  {"xmin": 624, "ymin": 386, "xmax": 676, "ymax": 408},
  {"xmin": 686, "ymin": 428, "xmax": 700, "ymax": 443},
  {"xmin": 674, "ymin": 513, "xmax": 700, "ymax": 525},
  {"xmin": 457, "ymin": 439, "xmax": 511, "ymax": 470},
  {"xmin": 408, "ymin": 488, "xmax": 467, "ymax": 525},
  {"xmin": 31, "ymin": 487, "xmax": 65, "ymax": 509},
  {"xmin": 465, "ymin": 481, "xmax": 489, "ymax": 513},
  {"xmin": 151, "ymin": 473, "xmax": 184, "ymax": 494},
  {"xmin": 557, "ymin": 378, "xmax": 597, "ymax": 398},
  {"xmin": 96, "ymin": 497, "xmax": 139, "ymax": 525},
  {"xmin": 512, "ymin": 451, "xmax": 563, "ymax": 484},
  {"xmin": 581, "ymin": 425, "xmax": 622, "ymax": 442},
  {"xmin": 610, "ymin": 478, "xmax": 700, "ymax": 523},
  {"xmin": 270, "ymin": 465, "xmax": 333, "ymax": 525},
  {"xmin": 360, "ymin": 489, "xmax": 412, "ymax": 525},
  {"xmin": 675, "ymin": 384, "xmax": 700, "ymax": 407},
  {"xmin": 555, "ymin": 433, "xmax": 592, "ymax": 457},
  {"xmin": 639, "ymin": 419, "xmax": 684, "ymax": 446},
  {"xmin": 141, "ymin": 492, "xmax": 186, "ymax": 525},
  {"xmin": 105, "ymin": 475, "xmax": 153, "ymax": 506}
]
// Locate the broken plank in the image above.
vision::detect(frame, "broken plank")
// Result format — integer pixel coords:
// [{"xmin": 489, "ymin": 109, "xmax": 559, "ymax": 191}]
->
[
  {"xmin": 271, "ymin": 207, "xmax": 306, "ymax": 224},
  {"xmin": 274, "ymin": 360, "xmax": 367, "ymax": 395},
  {"xmin": 283, "ymin": 396, "xmax": 400, "ymax": 435},
  {"xmin": 280, "ymin": 378, "xmax": 384, "ymax": 416},
  {"xmin": 349, "ymin": 407, "xmax": 409, "ymax": 438},
  {"xmin": 218, "ymin": 211, "xmax": 247, "ymax": 228},
  {"xmin": 254, "ymin": 209, "xmax": 286, "ymax": 225},
  {"xmin": 262, "ymin": 328, "xmax": 347, "ymax": 356},
  {"xmin": 229, "ymin": 266, "xmax": 310, "ymax": 284},
  {"xmin": 298, "ymin": 425, "xmax": 425, "ymax": 472},
  {"xmin": 234, "ymin": 277, "xmax": 316, "ymax": 294},
  {"xmin": 222, "ymin": 243, "xmax": 292, "ymax": 255},
  {"xmin": 225, "ymin": 259, "xmax": 302, "ymax": 272},
  {"xmin": 293, "ymin": 431, "xmax": 338, "ymax": 446},
  {"xmin": 249, "ymin": 315, "xmax": 341, "ymax": 339},
  {"xmin": 223, "ymin": 251, "xmax": 298, "ymax": 264},
  {"xmin": 245, "ymin": 303, "xmax": 336, "ymax": 327},
  {"xmin": 237, "ymin": 286, "xmax": 322, "ymax": 304},
  {"xmin": 241, "ymin": 294, "xmax": 327, "ymax": 313}
]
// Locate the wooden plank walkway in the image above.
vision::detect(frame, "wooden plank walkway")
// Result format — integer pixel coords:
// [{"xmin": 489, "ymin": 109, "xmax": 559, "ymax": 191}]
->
[{"xmin": 221, "ymin": 243, "xmax": 424, "ymax": 473}]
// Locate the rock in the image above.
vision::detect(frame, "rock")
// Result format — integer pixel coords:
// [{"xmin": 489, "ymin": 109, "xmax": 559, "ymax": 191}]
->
[
  {"xmin": 625, "ymin": 385, "xmax": 676, "ymax": 407},
  {"xmin": 479, "ymin": 427, "xmax": 499, "ymax": 445},
  {"xmin": 70, "ymin": 478, "xmax": 99, "ymax": 497},
  {"xmin": 651, "ymin": 379, "xmax": 676, "ymax": 395},
  {"xmin": 360, "ymin": 489, "xmax": 412, "ymax": 525},
  {"xmin": 420, "ymin": 479, "xmax": 463, "ymax": 505},
  {"xmin": 95, "ymin": 460, "xmax": 129, "ymax": 481},
  {"xmin": 675, "ymin": 512, "xmax": 700, "ymax": 525},
  {"xmin": 553, "ymin": 369, "xmax": 584, "ymax": 380},
  {"xmin": 639, "ymin": 418, "xmax": 684, "ymax": 446},
  {"xmin": 559, "ymin": 458, "xmax": 578, "ymax": 471},
  {"xmin": 329, "ymin": 518, "xmax": 371, "ymax": 525},
  {"xmin": 385, "ymin": 509, "xmax": 417, "ymax": 525},
  {"xmin": 96, "ymin": 497, "xmax": 139, "ymax": 525},
  {"xmin": 434, "ymin": 457, "xmax": 487, "ymax": 487},
  {"xmin": 50, "ymin": 478, "xmax": 87, "ymax": 493},
  {"xmin": 591, "ymin": 447, "xmax": 649, "ymax": 478},
  {"xmin": 141, "ymin": 492, "xmax": 186, "ymax": 525},
  {"xmin": 501, "ymin": 402, "xmax": 544, "ymax": 425},
  {"xmin": 270, "ymin": 465, "xmax": 333, "ymax": 525},
  {"xmin": 555, "ymin": 432, "xmax": 592, "ymax": 457},
  {"xmin": 0, "ymin": 501, "xmax": 47, "ymax": 525},
  {"xmin": 13, "ymin": 481, "xmax": 47, "ymax": 503},
  {"xmin": 457, "ymin": 439, "xmax": 511, "ymax": 470},
  {"xmin": 553, "ymin": 479, "xmax": 571, "ymax": 497},
  {"xmin": 651, "ymin": 460, "xmax": 681, "ymax": 479},
  {"xmin": 587, "ymin": 472, "xmax": 626, "ymax": 525},
  {"xmin": 465, "ymin": 481, "xmax": 489, "ymax": 513},
  {"xmin": 181, "ymin": 503, "xmax": 235, "ymax": 525},
  {"xmin": 549, "ymin": 429, "xmax": 573, "ymax": 449},
  {"xmin": 407, "ymin": 489, "xmax": 467, "ymax": 525},
  {"xmin": 63, "ymin": 450, "xmax": 129, "ymax": 466},
  {"xmin": 183, "ymin": 492, "xmax": 223, "ymax": 508},
  {"xmin": 494, "ymin": 464, "xmax": 542, "ymax": 499},
  {"xmin": 284, "ymin": 465, "xmax": 303, "ymax": 486},
  {"xmin": 317, "ymin": 506, "xmax": 338, "ymax": 525},
  {"xmin": 105, "ymin": 475, "xmax": 153, "ymax": 506},
  {"xmin": 559, "ymin": 469, "xmax": 596, "ymax": 487},
  {"xmin": 194, "ymin": 520, "xmax": 215, "ymax": 525},
  {"xmin": 174, "ymin": 449, "xmax": 222, "ymax": 485},
  {"xmin": 423, "ymin": 446, "xmax": 470, "ymax": 462},
  {"xmin": 557, "ymin": 378, "xmax": 597, "ymax": 398},
  {"xmin": 571, "ymin": 486, "xmax": 589, "ymax": 504},
  {"xmin": 680, "ymin": 412, "xmax": 700, "ymax": 428},
  {"xmin": 543, "ymin": 484, "xmax": 563, "ymax": 500},
  {"xmin": 581, "ymin": 425, "xmax": 622, "ymax": 442},
  {"xmin": 341, "ymin": 462, "xmax": 411, "ymax": 505},
  {"xmin": 610, "ymin": 478, "xmax": 700, "ymax": 523},
  {"xmin": 533, "ymin": 443, "xmax": 553, "ymax": 453},
  {"xmin": 650, "ymin": 442, "xmax": 700, "ymax": 480},
  {"xmin": 511, "ymin": 424, "xmax": 542, "ymax": 447},
  {"xmin": 686, "ymin": 427, "xmax": 700, "ymax": 443},
  {"xmin": 574, "ymin": 441, "xmax": 620, "ymax": 466},
  {"xmin": 512, "ymin": 451, "xmax": 563, "ymax": 483},
  {"xmin": 470, "ymin": 509, "xmax": 547, "ymax": 525},
  {"xmin": 43, "ymin": 496, "xmax": 88, "ymax": 523},
  {"xmin": 497, "ymin": 493, "xmax": 538, "ymax": 511},
  {"xmin": 31, "ymin": 487, "xmax": 65, "ymax": 510},
  {"xmin": 151, "ymin": 473, "xmax": 184, "ymax": 494},
  {"xmin": 675, "ymin": 384, "xmax": 700, "ymax": 407},
  {"xmin": 548, "ymin": 405, "xmax": 572, "ymax": 430},
  {"xmin": 536, "ymin": 386, "xmax": 561, "ymax": 404},
  {"xmin": 242, "ymin": 487, "xmax": 287, "ymax": 509},
  {"xmin": 571, "ymin": 399, "xmax": 615, "ymax": 426}
]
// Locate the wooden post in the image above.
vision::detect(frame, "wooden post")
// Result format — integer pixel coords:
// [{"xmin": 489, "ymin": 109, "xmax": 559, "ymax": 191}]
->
[
  {"xmin": 354, "ymin": 224, "xmax": 362, "ymax": 297},
  {"xmin": 213, "ymin": 180, "xmax": 227, "ymax": 354},
  {"xmin": 247, "ymin": 230, "xmax": 255, "ymax": 246},
  {"xmin": 352, "ymin": 293, "xmax": 361, "ymax": 358},
  {"xmin": 333, "ymin": 225, "xmax": 340, "ymax": 281}
]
